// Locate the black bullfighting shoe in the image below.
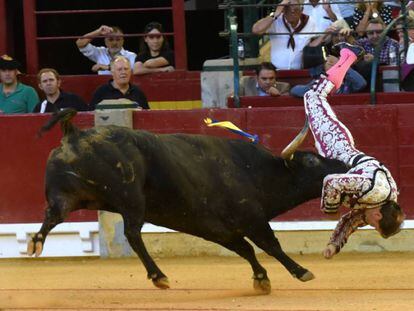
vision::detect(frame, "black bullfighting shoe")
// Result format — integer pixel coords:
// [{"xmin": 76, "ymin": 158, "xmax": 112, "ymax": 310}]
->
[{"xmin": 332, "ymin": 42, "xmax": 365, "ymax": 60}]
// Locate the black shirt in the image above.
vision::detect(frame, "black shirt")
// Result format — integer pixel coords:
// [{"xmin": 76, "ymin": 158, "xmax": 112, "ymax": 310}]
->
[
  {"xmin": 33, "ymin": 91, "xmax": 89, "ymax": 113},
  {"xmin": 90, "ymin": 80, "xmax": 149, "ymax": 110},
  {"xmin": 136, "ymin": 50, "xmax": 175, "ymax": 67}
]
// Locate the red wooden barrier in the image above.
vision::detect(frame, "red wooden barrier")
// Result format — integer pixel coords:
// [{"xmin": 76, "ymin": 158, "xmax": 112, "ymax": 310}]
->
[
  {"xmin": 0, "ymin": 105, "xmax": 413, "ymax": 224},
  {"xmin": 20, "ymin": 71, "xmax": 201, "ymax": 103},
  {"xmin": 228, "ymin": 92, "xmax": 414, "ymax": 108}
]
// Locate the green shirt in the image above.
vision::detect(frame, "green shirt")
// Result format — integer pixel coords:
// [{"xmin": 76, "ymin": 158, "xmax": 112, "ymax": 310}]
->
[{"xmin": 0, "ymin": 82, "xmax": 39, "ymax": 114}]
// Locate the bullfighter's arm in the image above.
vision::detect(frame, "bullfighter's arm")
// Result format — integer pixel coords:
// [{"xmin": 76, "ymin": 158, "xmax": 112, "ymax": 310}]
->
[
  {"xmin": 321, "ymin": 173, "xmax": 372, "ymax": 213},
  {"xmin": 327, "ymin": 209, "xmax": 368, "ymax": 255}
]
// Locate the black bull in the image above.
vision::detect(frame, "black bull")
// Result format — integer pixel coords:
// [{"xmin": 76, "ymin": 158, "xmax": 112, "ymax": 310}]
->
[{"xmin": 28, "ymin": 110, "xmax": 347, "ymax": 294}]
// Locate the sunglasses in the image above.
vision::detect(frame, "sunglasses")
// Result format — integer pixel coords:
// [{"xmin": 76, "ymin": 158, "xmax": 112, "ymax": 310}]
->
[{"xmin": 366, "ymin": 30, "xmax": 383, "ymax": 35}]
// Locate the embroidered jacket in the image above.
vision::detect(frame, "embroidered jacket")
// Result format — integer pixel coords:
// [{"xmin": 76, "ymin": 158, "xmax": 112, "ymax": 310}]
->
[
  {"xmin": 322, "ymin": 155, "xmax": 398, "ymax": 213},
  {"xmin": 328, "ymin": 209, "xmax": 367, "ymax": 253},
  {"xmin": 324, "ymin": 155, "xmax": 399, "ymax": 252}
]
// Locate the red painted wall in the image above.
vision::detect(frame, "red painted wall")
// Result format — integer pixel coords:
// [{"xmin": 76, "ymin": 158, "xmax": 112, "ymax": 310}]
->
[{"xmin": 1, "ymin": 103, "xmax": 413, "ymax": 224}]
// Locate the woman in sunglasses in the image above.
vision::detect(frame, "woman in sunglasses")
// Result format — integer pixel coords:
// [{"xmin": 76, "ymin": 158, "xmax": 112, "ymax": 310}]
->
[
  {"xmin": 133, "ymin": 22, "xmax": 175, "ymax": 75},
  {"xmin": 352, "ymin": 0, "xmax": 392, "ymax": 36}
]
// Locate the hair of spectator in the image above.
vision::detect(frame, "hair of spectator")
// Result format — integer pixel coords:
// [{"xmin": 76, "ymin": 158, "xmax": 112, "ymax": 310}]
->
[
  {"xmin": 367, "ymin": 18, "xmax": 386, "ymax": 28},
  {"xmin": 109, "ymin": 55, "xmax": 130, "ymax": 71},
  {"xmin": 284, "ymin": 0, "xmax": 304, "ymax": 10},
  {"xmin": 110, "ymin": 26, "xmax": 124, "ymax": 34},
  {"xmin": 37, "ymin": 68, "xmax": 60, "ymax": 83},
  {"xmin": 255, "ymin": 62, "xmax": 277, "ymax": 76},
  {"xmin": 357, "ymin": 1, "xmax": 383, "ymax": 11},
  {"xmin": 139, "ymin": 21, "xmax": 170, "ymax": 53}
]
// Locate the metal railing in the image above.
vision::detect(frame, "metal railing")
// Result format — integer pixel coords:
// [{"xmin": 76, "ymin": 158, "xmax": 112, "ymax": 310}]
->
[
  {"xmin": 22, "ymin": 0, "xmax": 187, "ymax": 74},
  {"xmin": 219, "ymin": 0, "xmax": 411, "ymax": 106}
]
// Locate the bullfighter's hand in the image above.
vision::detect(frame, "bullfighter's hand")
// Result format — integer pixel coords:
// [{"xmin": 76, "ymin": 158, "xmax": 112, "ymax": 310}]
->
[{"xmin": 323, "ymin": 244, "xmax": 337, "ymax": 259}]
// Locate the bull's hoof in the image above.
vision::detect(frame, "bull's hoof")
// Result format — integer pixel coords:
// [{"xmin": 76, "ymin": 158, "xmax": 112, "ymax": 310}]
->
[
  {"xmin": 27, "ymin": 234, "xmax": 44, "ymax": 257},
  {"xmin": 298, "ymin": 271, "xmax": 315, "ymax": 282},
  {"xmin": 253, "ymin": 278, "xmax": 271, "ymax": 295},
  {"xmin": 152, "ymin": 277, "xmax": 170, "ymax": 289},
  {"xmin": 27, "ymin": 240, "xmax": 35, "ymax": 256}
]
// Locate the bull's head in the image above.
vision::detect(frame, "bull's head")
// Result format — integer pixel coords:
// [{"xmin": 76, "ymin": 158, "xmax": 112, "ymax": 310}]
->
[{"xmin": 280, "ymin": 118, "xmax": 348, "ymax": 186}]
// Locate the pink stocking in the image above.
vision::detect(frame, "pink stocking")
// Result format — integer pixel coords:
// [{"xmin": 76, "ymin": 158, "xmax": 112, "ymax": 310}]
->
[{"xmin": 326, "ymin": 48, "xmax": 358, "ymax": 89}]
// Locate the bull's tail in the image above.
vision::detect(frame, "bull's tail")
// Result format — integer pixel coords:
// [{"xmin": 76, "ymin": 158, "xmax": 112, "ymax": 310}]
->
[{"xmin": 38, "ymin": 108, "xmax": 78, "ymax": 138}]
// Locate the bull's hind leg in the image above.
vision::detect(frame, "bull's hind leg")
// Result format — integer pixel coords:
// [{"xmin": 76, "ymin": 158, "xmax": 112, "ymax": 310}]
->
[
  {"xmin": 246, "ymin": 225, "xmax": 315, "ymax": 282},
  {"xmin": 27, "ymin": 199, "xmax": 68, "ymax": 257},
  {"xmin": 122, "ymin": 216, "xmax": 169, "ymax": 289},
  {"xmin": 219, "ymin": 237, "xmax": 271, "ymax": 294}
]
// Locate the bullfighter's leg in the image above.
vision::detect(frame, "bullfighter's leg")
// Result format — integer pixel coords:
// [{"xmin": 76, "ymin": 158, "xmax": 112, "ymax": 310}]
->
[
  {"xmin": 245, "ymin": 224, "xmax": 314, "ymax": 282},
  {"xmin": 218, "ymin": 237, "xmax": 271, "ymax": 294},
  {"xmin": 27, "ymin": 199, "xmax": 69, "ymax": 257},
  {"xmin": 304, "ymin": 47, "xmax": 363, "ymax": 165},
  {"xmin": 121, "ymin": 212, "xmax": 169, "ymax": 289}
]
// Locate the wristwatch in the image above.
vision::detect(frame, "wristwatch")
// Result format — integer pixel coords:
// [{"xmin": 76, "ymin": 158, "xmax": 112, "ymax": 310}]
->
[{"xmin": 269, "ymin": 11, "xmax": 277, "ymax": 20}]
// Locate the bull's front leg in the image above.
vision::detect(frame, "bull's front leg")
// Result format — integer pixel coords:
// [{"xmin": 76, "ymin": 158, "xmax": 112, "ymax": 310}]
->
[
  {"xmin": 247, "ymin": 225, "xmax": 315, "ymax": 282},
  {"xmin": 27, "ymin": 203, "xmax": 65, "ymax": 257},
  {"xmin": 122, "ymin": 216, "xmax": 169, "ymax": 289},
  {"xmin": 218, "ymin": 237, "xmax": 271, "ymax": 294}
]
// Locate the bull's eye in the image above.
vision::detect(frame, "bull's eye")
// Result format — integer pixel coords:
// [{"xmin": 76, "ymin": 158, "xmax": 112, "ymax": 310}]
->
[{"xmin": 303, "ymin": 154, "xmax": 321, "ymax": 167}]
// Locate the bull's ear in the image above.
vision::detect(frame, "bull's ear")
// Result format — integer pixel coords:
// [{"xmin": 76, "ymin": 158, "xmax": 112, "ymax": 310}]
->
[{"xmin": 302, "ymin": 154, "xmax": 321, "ymax": 167}]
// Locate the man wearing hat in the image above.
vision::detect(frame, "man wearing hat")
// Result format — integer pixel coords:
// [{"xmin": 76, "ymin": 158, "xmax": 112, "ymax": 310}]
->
[{"xmin": 0, "ymin": 55, "xmax": 39, "ymax": 114}]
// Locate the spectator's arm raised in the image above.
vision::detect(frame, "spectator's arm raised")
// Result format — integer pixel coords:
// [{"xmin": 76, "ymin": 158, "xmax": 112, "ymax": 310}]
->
[
  {"xmin": 76, "ymin": 25, "xmax": 114, "ymax": 49},
  {"xmin": 252, "ymin": 0, "xmax": 290, "ymax": 35}
]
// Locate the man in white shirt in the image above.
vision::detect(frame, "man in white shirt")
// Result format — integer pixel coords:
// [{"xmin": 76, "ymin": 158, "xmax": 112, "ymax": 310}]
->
[
  {"xmin": 303, "ymin": 0, "xmax": 343, "ymax": 33},
  {"xmin": 76, "ymin": 25, "xmax": 136, "ymax": 75},
  {"xmin": 252, "ymin": 0, "xmax": 316, "ymax": 70}
]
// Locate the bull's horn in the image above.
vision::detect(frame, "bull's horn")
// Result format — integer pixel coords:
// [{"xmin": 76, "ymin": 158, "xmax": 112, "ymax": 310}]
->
[{"xmin": 281, "ymin": 117, "xmax": 309, "ymax": 160}]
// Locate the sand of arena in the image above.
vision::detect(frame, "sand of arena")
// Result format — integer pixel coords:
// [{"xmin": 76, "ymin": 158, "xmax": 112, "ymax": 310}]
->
[{"xmin": 1, "ymin": 252, "xmax": 413, "ymax": 310}]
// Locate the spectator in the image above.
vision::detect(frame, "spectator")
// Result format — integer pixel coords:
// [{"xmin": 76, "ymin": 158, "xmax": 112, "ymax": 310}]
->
[
  {"xmin": 395, "ymin": 11, "xmax": 414, "ymax": 61},
  {"xmin": 302, "ymin": 19, "xmax": 353, "ymax": 69},
  {"xmin": 303, "ymin": 0, "xmax": 343, "ymax": 33},
  {"xmin": 335, "ymin": 0, "xmax": 356, "ymax": 27},
  {"xmin": 240, "ymin": 62, "xmax": 290, "ymax": 96},
  {"xmin": 290, "ymin": 55, "xmax": 366, "ymax": 97},
  {"xmin": 76, "ymin": 25, "xmax": 136, "ymax": 75},
  {"xmin": 397, "ymin": 17, "xmax": 414, "ymax": 91},
  {"xmin": 0, "ymin": 55, "xmax": 39, "ymax": 114},
  {"xmin": 90, "ymin": 56, "xmax": 149, "ymax": 110},
  {"xmin": 33, "ymin": 68, "xmax": 89, "ymax": 113},
  {"xmin": 357, "ymin": 19, "xmax": 399, "ymax": 65},
  {"xmin": 352, "ymin": 0, "xmax": 393, "ymax": 35},
  {"xmin": 133, "ymin": 22, "xmax": 175, "ymax": 75},
  {"xmin": 252, "ymin": 0, "xmax": 317, "ymax": 69}
]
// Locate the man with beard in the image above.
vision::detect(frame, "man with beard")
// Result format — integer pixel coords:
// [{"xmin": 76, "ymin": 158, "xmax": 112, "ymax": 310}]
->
[
  {"xmin": 0, "ymin": 55, "xmax": 39, "ymax": 114},
  {"xmin": 33, "ymin": 68, "xmax": 89, "ymax": 113},
  {"xmin": 76, "ymin": 25, "xmax": 136, "ymax": 75}
]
